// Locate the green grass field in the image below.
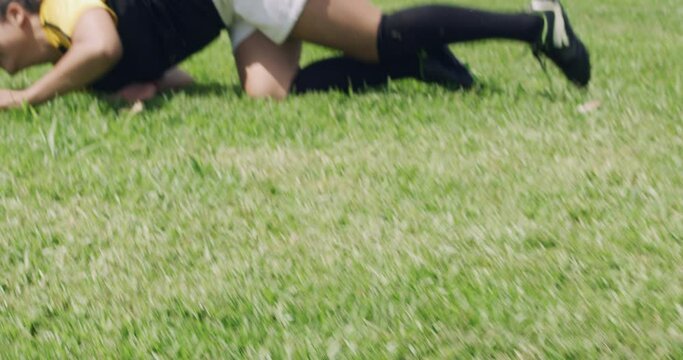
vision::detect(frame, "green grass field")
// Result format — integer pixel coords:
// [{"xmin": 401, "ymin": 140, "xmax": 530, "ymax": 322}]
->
[{"xmin": 1, "ymin": 0, "xmax": 682, "ymax": 357}]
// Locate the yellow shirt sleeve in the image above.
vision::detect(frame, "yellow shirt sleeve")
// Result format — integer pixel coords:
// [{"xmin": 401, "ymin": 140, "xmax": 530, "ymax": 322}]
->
[{"xmin": 40, "ymin": 0, "xmax": 117, "ymax": 51}]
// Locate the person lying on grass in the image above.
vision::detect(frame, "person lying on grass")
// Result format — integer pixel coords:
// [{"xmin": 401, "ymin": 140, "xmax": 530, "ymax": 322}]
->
[{"xmin": 0, "ymin": 0, "xmax": 590, "ymax": 109}]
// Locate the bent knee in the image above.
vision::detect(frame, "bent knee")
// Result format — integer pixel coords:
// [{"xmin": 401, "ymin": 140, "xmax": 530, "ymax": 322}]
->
[{"xmin": 243, "ymin": 78, "xmax": 290, "ymax": 100}]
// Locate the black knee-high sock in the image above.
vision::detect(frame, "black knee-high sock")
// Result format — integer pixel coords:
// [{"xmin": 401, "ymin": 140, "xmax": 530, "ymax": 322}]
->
[
  {"xmin": 290, "ymin": 56, "xmax": 419, "ymax": 93},
  {"xmin": 378, "ymin": 5, "xmax": 543, "ymax": 61}
]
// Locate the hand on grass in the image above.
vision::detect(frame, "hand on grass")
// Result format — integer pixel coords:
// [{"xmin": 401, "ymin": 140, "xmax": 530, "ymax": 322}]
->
[{"xmin": 0, "ymin": 89, "xmax": 29, "ymax": 110}]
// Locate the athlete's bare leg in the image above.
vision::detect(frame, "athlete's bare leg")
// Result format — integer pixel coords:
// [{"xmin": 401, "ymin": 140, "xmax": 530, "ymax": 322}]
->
[
  {"xmin": 290, "ymin": 0, "xmax": 381, "ymax": 62},
  {"xmin": 113, "ymin": 66, "xmax": 194, "ymax": 103},
  {"xmin": 234, "ymin": 32, "xmax": 302, "ymax": 100},
  {"xmin": 233, "ymin": 0, "xmax": 379, "ymax": 99},
  {"xmin": 156, "ymin": 67, "xmax": 195, "ymax": 91}
]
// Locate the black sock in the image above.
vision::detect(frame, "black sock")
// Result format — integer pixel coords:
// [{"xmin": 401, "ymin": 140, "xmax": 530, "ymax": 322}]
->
[
  {"xmin": 378, "ymin": 5, "xmax": 543, "ymax": 61},
  {"xmin": 290, "ymin": 56, "xmax": 419, "ymax": 94}
]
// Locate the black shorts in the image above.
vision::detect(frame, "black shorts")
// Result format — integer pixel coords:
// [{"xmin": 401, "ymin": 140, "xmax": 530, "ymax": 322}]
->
[{"xmin": 92, "ymin": 0, "xmax": 225, "ymax": 92}]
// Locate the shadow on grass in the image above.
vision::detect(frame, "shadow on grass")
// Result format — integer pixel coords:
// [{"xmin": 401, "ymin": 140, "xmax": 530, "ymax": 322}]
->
[
  {"xmin": 472, "ymin": 77, "xmax": 585, "ymax": 102},
  {"xmin": 98, "ymin": 77, "xmax": 580, "ymax": 114},
  {"xmin": 100, "ymin": 82, "xmax": 243, "ymax": 112},
  {"xmin": 101, "ymin": 77, "xmax": 482, "ymax": 111}
]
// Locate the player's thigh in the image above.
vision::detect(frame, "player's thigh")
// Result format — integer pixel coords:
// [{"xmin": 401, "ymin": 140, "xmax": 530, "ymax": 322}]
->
[
  {"xmin": 290, "ymin": 0, "xmax": 382, "ymax": 62},
  {"xmin": 234, "ymin": 31, "xmax": 302, "ymax": 99}
]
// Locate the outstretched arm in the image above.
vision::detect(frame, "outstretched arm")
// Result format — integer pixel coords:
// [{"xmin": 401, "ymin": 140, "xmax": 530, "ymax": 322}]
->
[{"xmin": 0, "ymin": 8, "xmax": 121, "ymax": 109}]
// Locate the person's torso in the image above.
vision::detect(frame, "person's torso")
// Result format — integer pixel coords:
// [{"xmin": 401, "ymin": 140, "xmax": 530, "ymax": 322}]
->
[
  {"xmin": 95, "ymin": 0, "xmax": 225, "ymax": 91},
  {"xmin": 40, "ymin": 0, "xmax": 225, "ymax": 92}
]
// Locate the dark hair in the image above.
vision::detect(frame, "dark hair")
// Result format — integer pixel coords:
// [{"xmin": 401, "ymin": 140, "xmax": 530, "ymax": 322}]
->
[{"xmin": 0, "ymin": 0, "xmax": 41, "ymax": 19}]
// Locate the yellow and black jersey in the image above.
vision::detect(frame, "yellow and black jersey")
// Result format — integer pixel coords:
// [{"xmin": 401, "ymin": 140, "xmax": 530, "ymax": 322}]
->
[
  {"xmin": 40, "ymin": 0, "xmax": 225, "ymax": 92},
  {"xmin": 40, "ymin": 0, "xmax": 117, "ymax": 52}
]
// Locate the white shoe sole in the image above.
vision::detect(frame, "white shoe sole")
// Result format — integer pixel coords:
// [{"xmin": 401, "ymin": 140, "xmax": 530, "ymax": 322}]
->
[{"xmin": 531, "ymin": 0, "xmax": 570, "ymax": 48}]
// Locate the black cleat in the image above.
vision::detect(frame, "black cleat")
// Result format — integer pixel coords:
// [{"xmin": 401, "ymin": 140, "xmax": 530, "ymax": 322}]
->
[
  {"xmin": 531, "ymin": 0, "xmax": 591, "ymax": 87},
  {"xmin": 419, "ymin": 46, "xmax": 475, "ymax": 90}
]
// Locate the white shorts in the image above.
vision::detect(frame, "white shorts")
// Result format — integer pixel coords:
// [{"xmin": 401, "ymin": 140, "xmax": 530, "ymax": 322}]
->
[{"xmin": 211, "ymin": 0, "xmax": 308, "ymax": 51}]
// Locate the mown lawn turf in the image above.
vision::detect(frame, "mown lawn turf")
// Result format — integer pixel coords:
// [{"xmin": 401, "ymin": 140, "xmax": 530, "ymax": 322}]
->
[{"xmin": 1, "ymin": 0, "xmax": 682, "ymax": 357}]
